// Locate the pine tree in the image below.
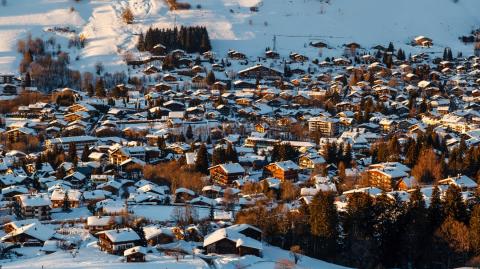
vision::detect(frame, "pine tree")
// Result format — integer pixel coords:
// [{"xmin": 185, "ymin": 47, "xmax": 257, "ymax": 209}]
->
[
  {"xmin": 157, "ymin": 136, "xmax": 166, "ymax": 151},
  {"xmin": 195, "ymin": 143, "xmax": 209, "ymax": 174},
  {"xmin": 56, "ymin": 166, "xmax": 66, "ymax": 179},
  {"xmin": 62, "ymin": 191, "xmax": 71, "ymax": 212},
  {"xmin": 428, "ymin": 185, "xmax": 444, "ymax": 230},
  {"xmin": 343, "ymin": 192, "xmax": 378, "ymax": 267},
  {"xmin": 137, "ymin": 32, "xmax": 145, "ymax": 51},
  {"xmin": 309, "ymin": 191, "xmax": 338, "ymax": 260},
  {"xmin": 212, "ymin": 146, "xmax": 226, "ymax": 166},
  {"xmin": 402, "ymin": 187, "xmax": 429, "ymax": 267},
  {"xmin": 186, "ymin": 125, "xmax": 193, "ymax": 140},
  {"xmin": 470, "ymin": 205, "xmax": 480, "ymax": 255},
  {"xmin": 443, "ymin": 185, "xmax": 468, "ymax": 223},
  {"xmin": 225, "ymin": 143, "xmax": 239, "ymax": 163},
  {"xmin": 86, "ymin": 83, "xmax": 94, "ymax": 97},
  {"xmin": 81, "ymin": 144, "xmax": 90, "ymax": 162},
  {"xmin": 95, "ymin": 78, "xmax": 106, "ymax": 97},
  {"xmin": 24, "ymin": 72, "xmax": 31, "ymax": 87},
  {"xmin": 206, "ymin": 70, "xmax": 216, "ymax": 85},
  {"xmin": 68, "ymin": 143, "xmax": 77, "ymax": 163}
]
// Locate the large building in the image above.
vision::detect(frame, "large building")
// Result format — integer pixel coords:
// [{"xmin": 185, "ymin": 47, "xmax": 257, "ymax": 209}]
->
[
  {"xmin": 308, "ymin": 116, "xmax": 340, "ymax": 137},
  {"xmin": 45, "ymin": 135, "xmax": 98, "ymax": 151},
  {"xmin": 14, "ymin": 193, "xmax": 52, "ymax": 220},
  {"xmin": 367, "ymin": 162, "xmax": 411, "ymax": 191}
]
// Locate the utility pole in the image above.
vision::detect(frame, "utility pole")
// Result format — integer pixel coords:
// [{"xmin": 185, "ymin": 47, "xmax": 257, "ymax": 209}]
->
[{"xmin": 273, "ymin": 34, "xmax": 276, "ymax": 51}]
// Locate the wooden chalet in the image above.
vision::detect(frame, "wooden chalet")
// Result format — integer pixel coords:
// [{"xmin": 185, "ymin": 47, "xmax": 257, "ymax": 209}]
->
[
  {"xmin": 97, "ymin": 228, "xmax": 141, "ymax": 255},
  {"xmin": 209, "ymin": 163, "xmax": 246, "ymax": 185},
  {"xmin": 263, "ymin": 160, "xmax": 300, "ymax": 182}
]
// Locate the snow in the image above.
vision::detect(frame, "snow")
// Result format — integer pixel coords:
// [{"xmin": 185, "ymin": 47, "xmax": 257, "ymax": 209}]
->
[
  {"xmin": 1, "ymin": 0, "xmax": 480, "ymax": 74},
  {"xmin": 131, "ymin": 205, "xmax": 211, "ymax": 222},
  {"xmin": 1, "ymin": 243, "xmax": 209, "ymax": 268},
  {"xmin": 213, "ymin": 244, "xmax": 351, "ymax": 269},
  {"xmin": 97, "ymin": 228, "xmax": 140, "ymax": 243}
]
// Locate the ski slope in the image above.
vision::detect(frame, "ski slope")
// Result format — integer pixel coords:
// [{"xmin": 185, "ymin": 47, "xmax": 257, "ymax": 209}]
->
[{"xmin": 0, "ymin": 0, "xmax": 479, "ymax": 73}]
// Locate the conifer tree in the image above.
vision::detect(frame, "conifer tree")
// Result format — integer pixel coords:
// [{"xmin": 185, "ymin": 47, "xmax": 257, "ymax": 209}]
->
[
  {"xmin": 225, "ymin": 143, "xmax": 238, "ymax": 163},
  {"xmin": 212, "ymin": 147, "xmax": 226, "ymax": 166},
  {"xmin": 186, "ymin": 125, "xmax": 193, "ymax": 140},
  {"xmin": 68, "ymin": 142, "xmax": 77, "ymax": 163},
  {"xmin": 402, "ymin": 187, "xmax": 429, "ymax": 267},
  {"xmin": 206, "ymin": 70, "xmax": 216, "ymax": 85},
  {"xmin": 81, "ymin": 144, "xmax": 90, "ymax": 162},
  {"xmin": 443, "ymin": 185, "xmax": 468, "ymax": 223},
  {"xmin": 469, "ymin": 205, "xmax": 480, "ymax": 255},
  {"xmin": 62, "ymin": 191, "xmax": 71, "ymax": 212},
  {"xmin": 428, "ymin": 185, "xmax": 444, "ymax": 230},
  {"xmin": 195, "ymin": 143, "xmax": 209, "ymax": 174},
  {"xmin": 309, "ymin": 191, "xmax": 338, "ymax": 260},
  {"xmin": 95, "ymin": 78, "xmax": 106, "ymax": 97}
]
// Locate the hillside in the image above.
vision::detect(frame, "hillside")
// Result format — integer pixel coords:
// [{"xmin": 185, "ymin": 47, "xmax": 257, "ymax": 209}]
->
[{"xmin": 0, "ymin": 0, "xmax": 479, "ymax": 74}]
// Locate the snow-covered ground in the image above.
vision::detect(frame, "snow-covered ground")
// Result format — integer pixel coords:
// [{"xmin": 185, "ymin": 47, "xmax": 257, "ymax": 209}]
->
[
  {"xmin": 131, "ymin": 204, "xmax": 214, "ymax": 222},
  {"xmin": 1, "ymin": 243, "xmax": 209, "ymax": 269},
  {"xmin": 0, "ymin": 240, "xmax": 348, "ymax": 269},
  {"xmin": 0, "ymin": 0, "xmax": 479, "ymax": 74}
]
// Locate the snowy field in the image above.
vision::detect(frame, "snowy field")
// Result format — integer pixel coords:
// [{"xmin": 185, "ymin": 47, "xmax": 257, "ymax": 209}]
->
[
  {"xmin": 0, "ymin": 0, "xmax": 479, "ymax": 74},
  {"xmin": 1, "ymin": 243, "xmax": 210, "ymax": 269},
  {"xmin": 0, "ymin": 241, "xmax": 349, "ymax": 269},
  {"xmin": 131, "ymin": 204, "xmax": 213, "ymax": 222}
]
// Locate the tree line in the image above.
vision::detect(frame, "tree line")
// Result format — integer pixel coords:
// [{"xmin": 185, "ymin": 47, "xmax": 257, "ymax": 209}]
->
[
  {"xmin": 137, "ymin": 26, "xmax": 212, "ymax": 54},
  {"xmin": 236, "ymin": 185, "xmax": 480, "ymax": 268}
]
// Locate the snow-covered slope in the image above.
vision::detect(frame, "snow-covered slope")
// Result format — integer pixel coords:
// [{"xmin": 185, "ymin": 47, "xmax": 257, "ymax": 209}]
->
[{"xmin": 0, "ymin": 0, "xmax": 479, "ymax": 73}]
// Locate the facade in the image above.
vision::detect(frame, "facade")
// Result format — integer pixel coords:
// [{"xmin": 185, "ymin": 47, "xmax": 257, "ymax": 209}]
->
[
  {"xmin": 209, "ymin": 163, "xmax": 245, "ymax": 185},
  {"xmin": 308, "ymin": 116, "xmax": 340, "ymax": 137},
  {"xmin": 97, "ymin": 228, "xmax": 140, "ymax": 255},
  {"xmin": 263, "ymin": 160, "xmax": 300, "ymax": 182},
  {"xmin": 14, "ymin": 194, "xmax": 52, "ymax": 221}
]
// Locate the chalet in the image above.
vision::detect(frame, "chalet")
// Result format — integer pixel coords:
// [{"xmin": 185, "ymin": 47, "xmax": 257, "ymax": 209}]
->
[
  {"xmin": 204, "ymin": 224, "xmax": 263, "ymax": 257},
  {"xmin": 152, "ymin": 43, "xmax": 166, "ymax": 55},
  {"xmin": 97, "ymin": 228, "xmax": 141, "ymax": 255},
  {"xmin": 438, "ymin": 175, "xmax": 478, "ymax": 191},
  {"xmin": 163, "ymin": 100, "xmax": 185, "ymax": 111},
  {"xmin": 109, "ymin": 146, "xmax": 146, "ymax": 166},
  {"xmin": 202, "ymin": 185, "xmax": 223, "ymax": 198},
  {"xmin": 14, "ymin": 193, "xmax": 52, "ymax": 220},
  {"xmin": 298, "ymin": 153, "xmax": 326, "ymax": 170},
  {"xmin": 265, "ymin": 50, "xmax": 279, "ymax": 59},
  {"xmin": 5, "ymin": 127, "xmax": 36, "ymax": 143},
  {"xmin": 233, "ymin": 80, "xmax": 256, "ymax": 90},
  {"xmin": 209, "ymin": 163, "xmax": 246, "ymax": 185},
  {"xmin": 255, "ymin": 123, "xmax": 269, "ymax": 133},
  {"xmin": 174, "ymin": 188, "xmax": 196, "ymax": 203},
  {"xmin": 191, "ymin": 74, "xmax": 207, "ymax": 89},
  {"xmin": 124, "ymin": 246, "xmax": 147, "ymax": 262},
  {"xmin": 1, "ymin": 185, "xmax": 29, "ymax": 201},
  {"xmin": 263, "ymin": 160, "xmax": 300, "ymax": 182},
  {"xmin": 413, "ymin": 36, "xmax": 433, "ymax": 47},
  {"xmin": 238, "ymin": 65, "xmax": 282, "ymax": 80},
  {"xmin": 143, "ymin": 225, "xmax": 175, "ymax": 246},
  {"xmin": 367, "ymin": 162, "xmax": 411, "ymax": 191},
  {"xmin": 87, "ymin": 216, "xmax": 117, "ymax": 233},
  {"xmin": 1, "ymin": 222, "xmax": 56, "ymax": 246},
  {"xmin": 50, "ymin": 189, "xmax": 82, "ymax": 208},
  {"xmin": 228, "ymin": 50, "xmax": 246, "ymax": 59}
]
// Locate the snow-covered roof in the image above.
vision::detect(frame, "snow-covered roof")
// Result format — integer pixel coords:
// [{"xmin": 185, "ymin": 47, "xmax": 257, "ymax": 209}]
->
[{"xmin": 97, "ymin": 228, "xmax": 140, "ymax": 243}]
